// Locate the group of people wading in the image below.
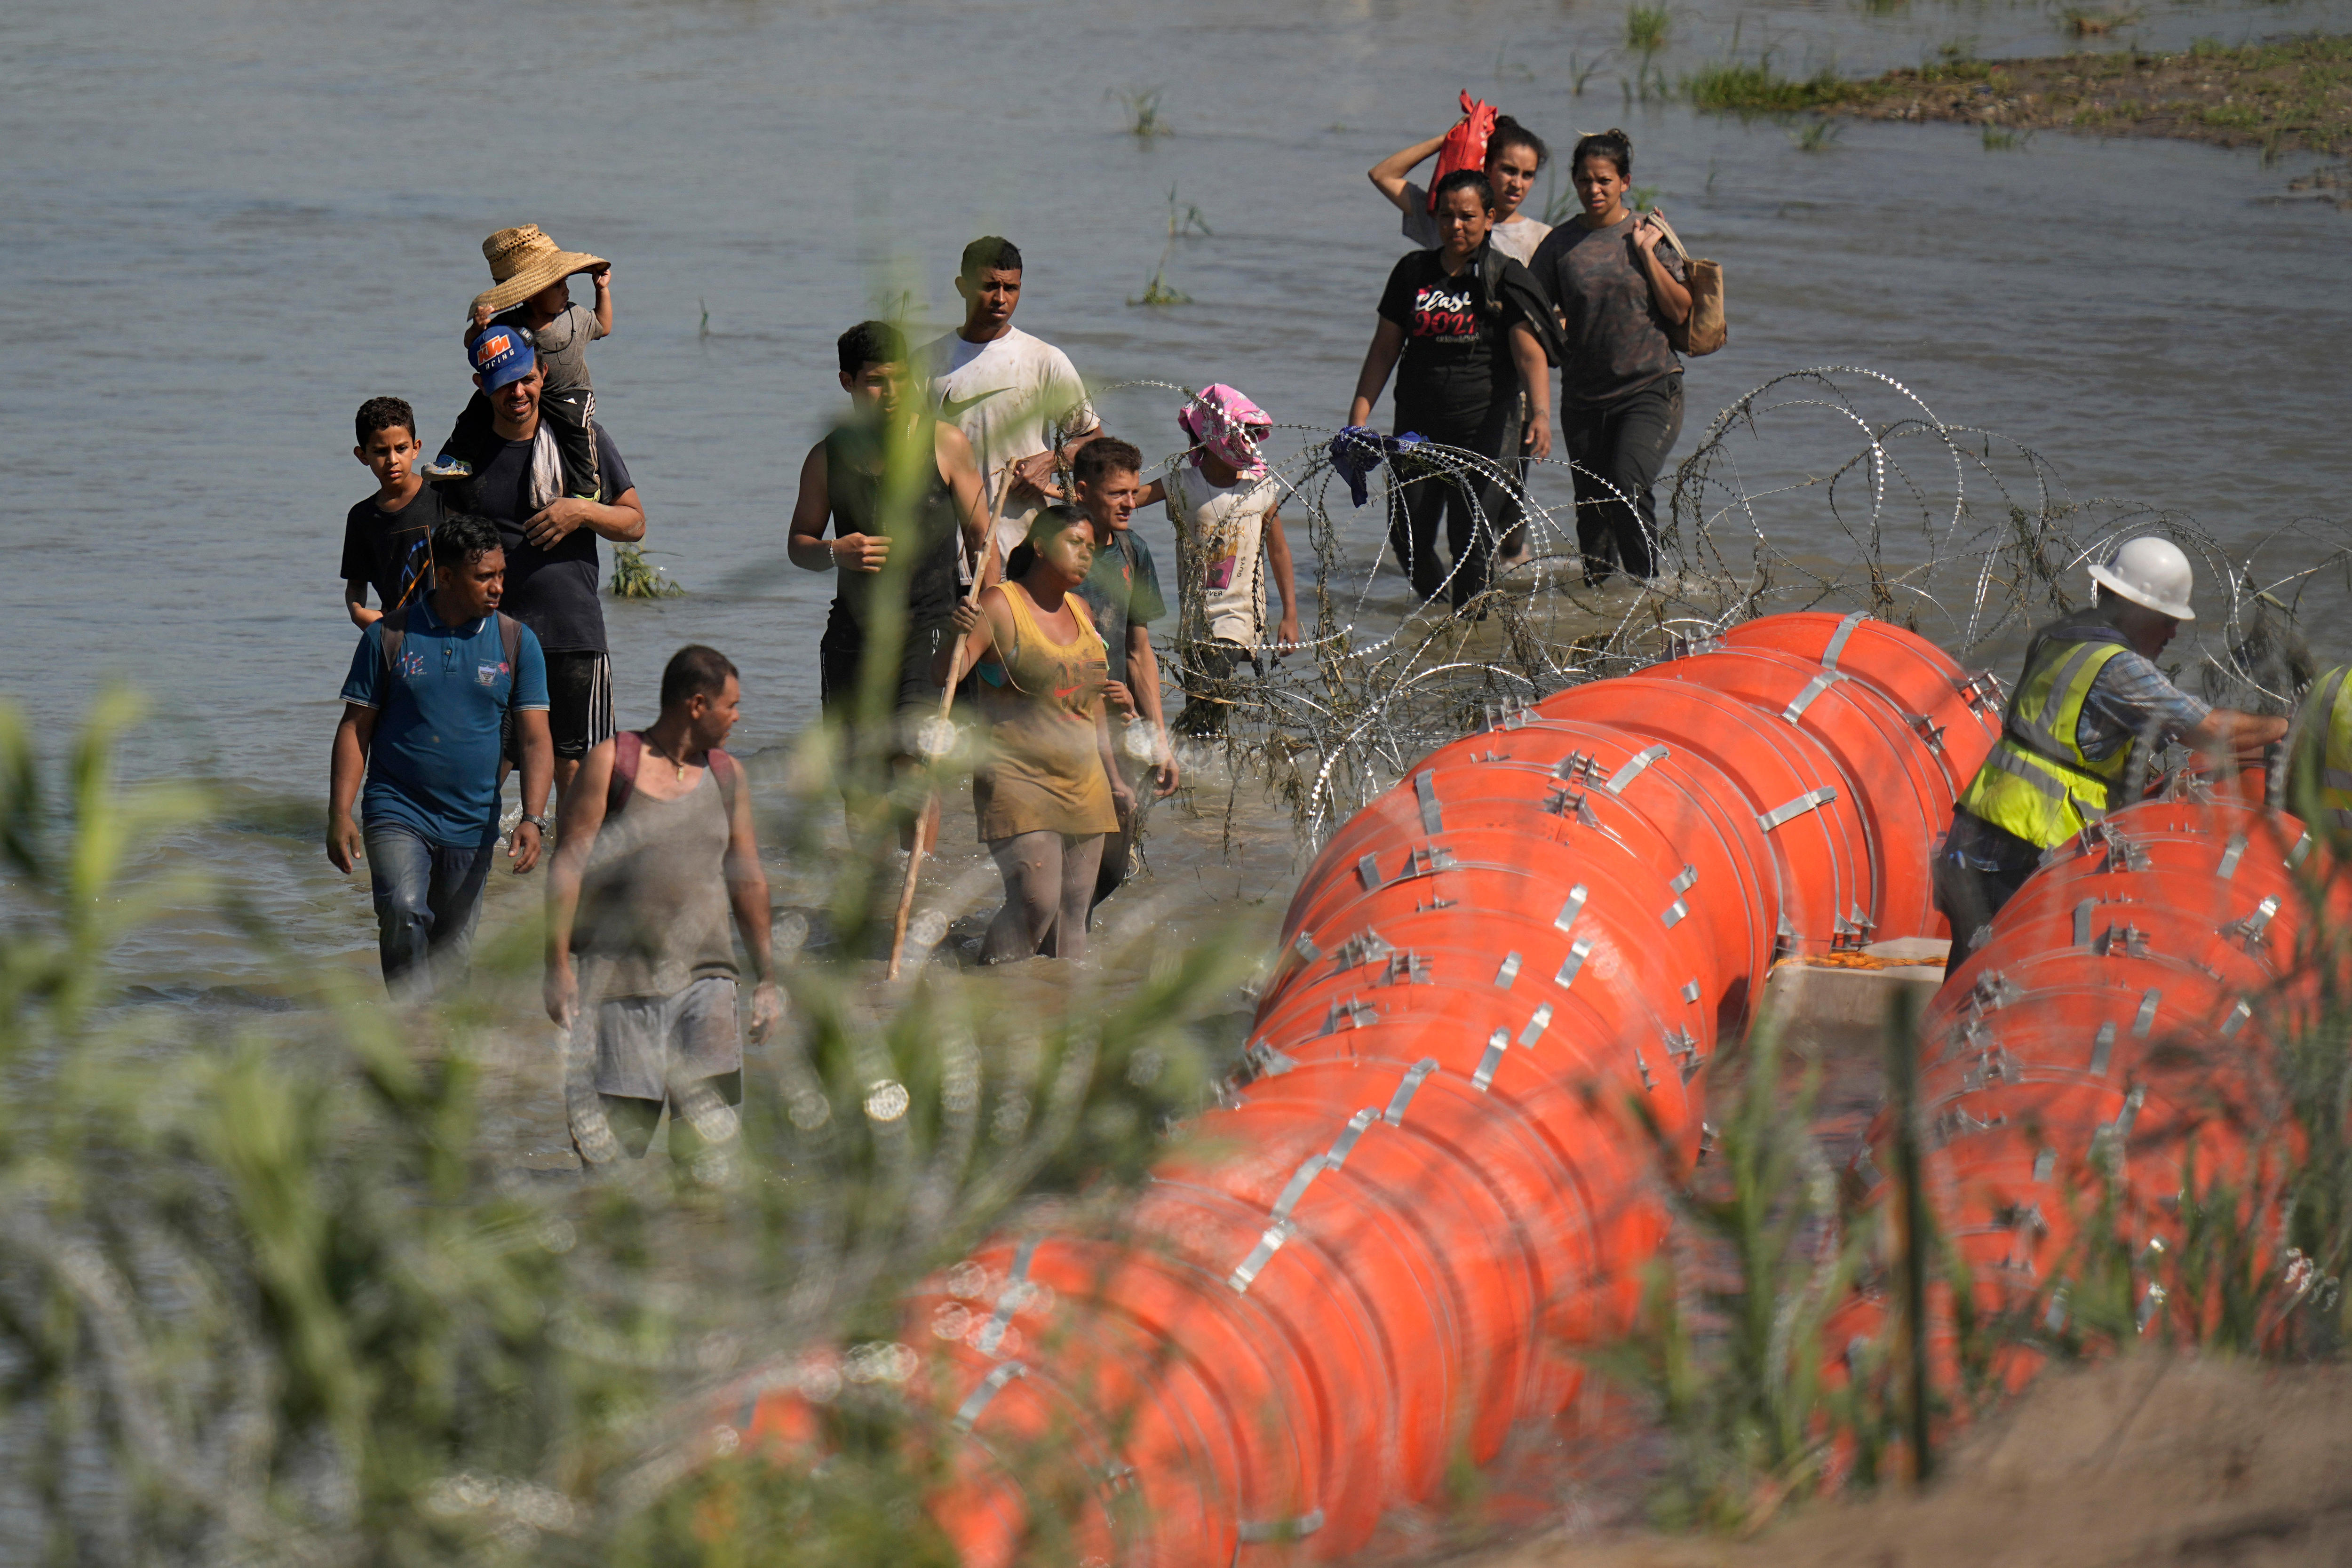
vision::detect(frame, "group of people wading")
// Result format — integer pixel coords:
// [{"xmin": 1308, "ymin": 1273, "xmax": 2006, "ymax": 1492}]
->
[{"xmin": 323, "ymin": 104, "xmax": 2349, "ymax": 1170}]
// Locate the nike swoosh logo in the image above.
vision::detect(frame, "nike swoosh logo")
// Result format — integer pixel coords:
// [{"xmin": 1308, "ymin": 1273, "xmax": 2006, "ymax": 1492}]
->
[{"xmin": 939, "ymin": 386, "xmax": 1010, "ymax": 420}]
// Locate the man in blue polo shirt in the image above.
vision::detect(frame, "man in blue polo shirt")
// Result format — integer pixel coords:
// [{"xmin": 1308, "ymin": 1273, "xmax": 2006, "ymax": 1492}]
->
[{"xmin": 328, "ymin": 512, "xmax": 555, "ymax": 995}]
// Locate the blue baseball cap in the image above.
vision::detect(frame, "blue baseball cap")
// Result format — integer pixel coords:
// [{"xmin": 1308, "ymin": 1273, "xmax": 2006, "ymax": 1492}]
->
[{"xmin": 469, "ymin": 325, "xmax": 537, "ymax": 391}]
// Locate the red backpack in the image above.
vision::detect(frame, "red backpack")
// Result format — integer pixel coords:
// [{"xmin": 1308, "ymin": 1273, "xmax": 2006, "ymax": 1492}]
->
[
  {"xmin": 1429, "ymin": 91, "xmax": 1498, "ymax": 211},
  {"xmin": 605, "ymin": 730, "xmax": 740, "ymax": 818}
]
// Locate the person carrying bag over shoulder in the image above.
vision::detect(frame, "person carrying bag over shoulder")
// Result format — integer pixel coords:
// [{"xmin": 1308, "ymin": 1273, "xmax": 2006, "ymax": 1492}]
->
[{"xmin": 1527, "ymin": 128, "xmax": 1722, "ymax": 589}]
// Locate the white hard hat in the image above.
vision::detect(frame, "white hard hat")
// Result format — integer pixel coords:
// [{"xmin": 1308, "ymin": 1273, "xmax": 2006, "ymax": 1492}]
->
[{"xmin": 2087, "ymin": 535, "xmax": 2195, "ymax": 621}]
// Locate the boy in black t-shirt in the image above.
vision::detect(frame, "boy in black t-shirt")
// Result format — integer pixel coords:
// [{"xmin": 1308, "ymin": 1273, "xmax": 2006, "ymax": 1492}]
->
[{"xmin": 341, "ymin": 397, "xmax": 445, "ymax": 628}]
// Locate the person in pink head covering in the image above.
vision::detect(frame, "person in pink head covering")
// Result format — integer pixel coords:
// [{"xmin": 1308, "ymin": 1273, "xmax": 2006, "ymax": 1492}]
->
[{"xmin": 1132, "ymin": 385, "xmax": 1302, "ymax": 738}]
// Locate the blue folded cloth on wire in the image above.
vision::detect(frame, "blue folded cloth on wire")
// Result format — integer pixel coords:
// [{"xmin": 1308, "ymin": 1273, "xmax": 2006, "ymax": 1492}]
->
[{"xmin": 1330, "ymin": 426, "xmax": 1424, "ymax": 508}]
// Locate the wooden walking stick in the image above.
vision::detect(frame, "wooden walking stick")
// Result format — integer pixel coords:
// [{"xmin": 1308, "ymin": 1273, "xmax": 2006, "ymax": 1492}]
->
[{"xmin": 885, "ymin": 473, "xmax": 1008, "ymax": 979}]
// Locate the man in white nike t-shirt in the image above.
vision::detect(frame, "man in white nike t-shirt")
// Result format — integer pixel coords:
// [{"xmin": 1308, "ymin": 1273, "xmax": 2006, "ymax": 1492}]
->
[{"xmin": 922, "ymin": 236, "xmax": 1100, "ymax": 571}]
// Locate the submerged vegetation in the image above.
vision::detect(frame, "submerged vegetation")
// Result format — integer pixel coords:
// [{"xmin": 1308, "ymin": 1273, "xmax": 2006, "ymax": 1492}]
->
[{"xmin": 610, "ymin": 541, "xmax": 687, "ymax": 598}]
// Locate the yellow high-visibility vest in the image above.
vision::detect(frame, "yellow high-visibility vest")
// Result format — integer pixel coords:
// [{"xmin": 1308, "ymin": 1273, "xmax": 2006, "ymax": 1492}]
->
[
  {"xmin": 1957, "ymin": 626, "xmax": 2132, "ymax": 848},
  {"xmin": 2289, "ymin": 665, "xmax": 2352, "ymax": 831}
]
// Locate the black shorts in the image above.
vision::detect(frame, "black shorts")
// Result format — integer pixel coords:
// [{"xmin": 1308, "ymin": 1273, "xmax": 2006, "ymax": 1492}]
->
[
  {"xmin": 820, "ymin": 629, "xmax": 942, "ymax": 724},
  {"xmin": 542, "ymin": 650, "xmax": 616, "ymax": 760}
]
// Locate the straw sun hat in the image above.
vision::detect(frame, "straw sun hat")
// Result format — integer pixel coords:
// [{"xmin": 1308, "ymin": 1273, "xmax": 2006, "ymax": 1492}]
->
[{"xmin": 472, "ymin": 224, "xmax": 606, "ymax": 313}]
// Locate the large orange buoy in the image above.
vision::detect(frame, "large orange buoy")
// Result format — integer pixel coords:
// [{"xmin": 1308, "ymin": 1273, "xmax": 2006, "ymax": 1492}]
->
[
  {"xmin": 735, "ymin": 613, "xmax": 2003, "ymax": 1564},
  {"xmin": 1849, "ymin": 798, "xmax": 2337, "ymax": 1383}
]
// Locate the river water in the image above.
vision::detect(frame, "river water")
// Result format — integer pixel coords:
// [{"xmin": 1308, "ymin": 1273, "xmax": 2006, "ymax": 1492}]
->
[{"xmin": 5, "ymin": 0, "xmax": 2351, "ymax": 998}]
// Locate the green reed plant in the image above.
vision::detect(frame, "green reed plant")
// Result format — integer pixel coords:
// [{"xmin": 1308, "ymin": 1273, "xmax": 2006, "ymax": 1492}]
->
[
  {"xmin": 610, "ymin": 541, "xmax": 687, "ymax": 599},
  {"xmin": 1625, "ymin": 4, "xmax": 1670, "ymax": 55},
  {"xmin": 1597, "ymin": 1019, "xmax": 1897, "ymax": 1530},
  {"xmin": 0, "ymin": 684, "xmax": 1248, "ymax": 1563}
]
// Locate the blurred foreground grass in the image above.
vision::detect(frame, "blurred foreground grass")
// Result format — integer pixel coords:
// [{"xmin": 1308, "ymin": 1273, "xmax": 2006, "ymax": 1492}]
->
[{"xmin": 0, "ymin": 691, "xmax": 1250, "ymax": 1565}]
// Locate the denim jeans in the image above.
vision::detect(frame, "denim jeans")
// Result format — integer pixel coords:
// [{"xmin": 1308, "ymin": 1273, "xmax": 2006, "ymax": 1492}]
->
[{"xmin": 363, "ymin": 820, "xmax": 495, "ymax": 996}]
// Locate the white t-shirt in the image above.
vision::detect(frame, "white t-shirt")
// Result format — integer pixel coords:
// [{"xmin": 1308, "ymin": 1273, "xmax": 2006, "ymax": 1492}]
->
[
  {"xmin": 1166, "ymin": 463, "xmax": 1281, "ymax": 649},
  {"xmin": 1400, "ymin": 182, "xmax": 1551, "ymax": 265},
  {"xmin": 922, "ymin": 326, "xmax": 1097, "ymax": 561}
]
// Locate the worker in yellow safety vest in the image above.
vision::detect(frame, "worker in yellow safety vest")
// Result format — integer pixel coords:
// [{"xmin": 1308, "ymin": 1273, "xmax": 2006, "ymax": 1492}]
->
[
  {"xmin": 2287, "ymin": 663, "xmax": 2352, "ymax": 834},
  {"xmin": 1935, "ymin": 536, "xmax": 2288, "ymax": 975}
]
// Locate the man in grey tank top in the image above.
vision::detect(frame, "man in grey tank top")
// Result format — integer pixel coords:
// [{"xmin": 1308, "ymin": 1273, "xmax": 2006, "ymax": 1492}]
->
[{"xmin": 544, "ymin": 645, "xmax": 783, "ymax": 1172}]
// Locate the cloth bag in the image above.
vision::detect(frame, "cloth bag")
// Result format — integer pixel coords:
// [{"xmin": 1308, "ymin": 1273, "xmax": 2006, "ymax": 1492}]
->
[
  {"xmin": 1646, "ymin": 213, "xmax": 1726, "ymax": 357},
  {"xmin": 1429, "ymin": 91, "xmax": 1498, "ymax": 210}
]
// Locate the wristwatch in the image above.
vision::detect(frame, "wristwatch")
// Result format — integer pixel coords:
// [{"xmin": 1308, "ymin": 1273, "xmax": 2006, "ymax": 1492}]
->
[{"xmin": 520, "ymin": 814, "xmax": 552, "ymax": 834}]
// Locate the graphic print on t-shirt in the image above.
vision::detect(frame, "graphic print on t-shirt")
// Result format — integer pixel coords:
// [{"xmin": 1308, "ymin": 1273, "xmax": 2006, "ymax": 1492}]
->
[{"xmin": 1406, "ymin": 279, "xmax": 1480, "ymax": 342}]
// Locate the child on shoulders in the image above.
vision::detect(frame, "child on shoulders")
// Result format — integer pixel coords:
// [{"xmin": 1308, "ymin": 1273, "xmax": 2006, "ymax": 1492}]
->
[{"xmin": 422, "ymin": 224, "xmax": 612, "ymax": 498}]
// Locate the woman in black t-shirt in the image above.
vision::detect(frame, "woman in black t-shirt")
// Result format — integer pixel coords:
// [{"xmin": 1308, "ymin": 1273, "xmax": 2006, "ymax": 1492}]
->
[{"xmin": 1347, "ymin": 169, "xmax": 1554, "ymax": 611}]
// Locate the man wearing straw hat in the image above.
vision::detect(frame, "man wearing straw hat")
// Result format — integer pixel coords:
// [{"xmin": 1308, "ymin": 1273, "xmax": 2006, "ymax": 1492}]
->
[{"xmin": 425, "ymin": 224, "xmax": 613, "ymax": 501}]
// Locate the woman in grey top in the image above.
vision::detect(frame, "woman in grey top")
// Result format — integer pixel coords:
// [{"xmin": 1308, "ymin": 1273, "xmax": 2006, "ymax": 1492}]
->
[{"xmin": 1527, "ymin": 128, "xmax": 1690, "ymax": 586}]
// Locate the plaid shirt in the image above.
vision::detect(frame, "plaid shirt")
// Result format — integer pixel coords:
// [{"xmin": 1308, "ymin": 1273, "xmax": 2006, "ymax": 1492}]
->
[
  {"xmin": 1947, "ymin": 645, "xmax": 2210, "ymax": 873},
  {"xmin": 2076, "ymin": 648, "xmax": 2210, "ymax": 762}
]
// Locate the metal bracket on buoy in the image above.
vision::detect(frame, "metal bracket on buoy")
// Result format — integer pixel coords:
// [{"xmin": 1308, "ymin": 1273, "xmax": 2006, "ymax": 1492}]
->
[
  {"xmin": 1240, "ymin": 1038, "xmax": 1298, "ymax": 1080},
  {"xmin": 1544, "ymin": 787, "xmax": 1599, "ymax": 827},
  {"xmin": 1472, "ymin": 1027, "xmax": 1510, "ymax": 1091},
  {"xmin": 2217, "ymin": 834, "xmax": 2248, "ymax": 880},
  {"xmin": 1820, "ymin": 610, "xmax": 1868, "ymax": 669},
  {"xmin": 1664, "ymin": 1028, "xmax": 1705, "ymax": 1083},
  {"xmin": 1756, "ymin": 786, "xmax": 1837, "ymax": 832},
  {"xmin": 952, "ymin": 1361, "xmax": 1030, "ymax": 1431},
  {"xmin": 1380, "ymin": 952, "xmax": 1432, "ymax": 987},
  {"xmin": 1493, "ymin": 951, "xmax": 1523, "ymax": 989},
  {"xmin": 1383, "ymin": 1059, "xmax": 1439, "ymax": 1125},
  {"xmin": 1316, "ymin": 997, "xmax": 1376, "ymax": 1036},
  {"xmin": 2089, "ymin": 1021, "xmax": 2115, "ymax": 1075},
  {"xmin": 2091, "ymin": 922, "xmax": 2152, "ymax": 959},
  {"xmin": 1603, "ymin": 744, "xmax": 1667, "ymax": 795},
  {"xmin": 2219, "ymin": 896, "xmax": 2280, "ymax": 953},
  {"xmin": 1414, "ymin": 772, "xmax": 1444, "ymax": 833},
  {"xmin": 1780, "ymin": 670, "xmax": 1844, "ymax": 724},
  {"xmin": 1334, "ymin": 929, "xmax": 1393, "ymax": 970}
]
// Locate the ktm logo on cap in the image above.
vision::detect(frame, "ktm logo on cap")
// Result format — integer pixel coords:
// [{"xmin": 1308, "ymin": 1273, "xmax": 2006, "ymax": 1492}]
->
[{"xmin": 481, "ymin": 333, "xmax": 513, "ymax": 358}]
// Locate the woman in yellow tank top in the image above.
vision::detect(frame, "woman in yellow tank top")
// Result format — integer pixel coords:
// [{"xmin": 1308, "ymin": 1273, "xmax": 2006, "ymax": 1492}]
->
[{"xmin": 937, "ymin": 507, "xmax": 1134, "ymax": 963}]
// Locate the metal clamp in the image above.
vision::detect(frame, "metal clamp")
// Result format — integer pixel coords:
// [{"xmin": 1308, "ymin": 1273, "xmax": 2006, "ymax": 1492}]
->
[
  {"xmin": 1820, "ymin": 610, "xmax": 1868, "ymax": 669},
  {"xmin": 1757, "ymin": 787, "xmax": 1837, "ymax": 832},
  {"xmin": 1554, "ymin": 937, "xmax": 1594, "ymax": 988},
  {"xmin": 1493, "ymin": 951, "xmax": 1523, "ymax": 989},
  {"xmin": 1472, "ymin": 1027, "xmax": 1510, "ymax": 1092},
  {"xmin": 2132, "ymin": 988, "xmax": 2161, "ymax": 1037},
  {"xmin": 1291, "ymin": 931, "xmax": 1320, "ymax": 963},
  {"xmin": 2220, "ymin": 998, "xmax": 2253, "ymax": 1039},
  {"xmin": 1227, "ymin": 1222, "xmax": 1297, "ymax": 1293},
  {"xmin": 952, "ymin": 1361, "xmax": 1028, "ymax": 1431},
  {"xmin": 1317, "ymin": 997, "xmax": 1376, "ymax": 1036},
  {"xmin": 1604, "ymin": 744, "xmax": 1668, "ymax": 795},
  {"xmin": 2089, "ymin": 1020, "xmax": 2115, "ymax": 1075},
  {"xmin": 1241, "ymin": 1038, "xmax": 1298, "ymax": 1080},
  {"xmin": 1383, "ymin": 1059, "xmax": 1439, "ymax": 1125},
  {"xmin": 1518, "ymin": 1003, "xmax": 1555, "ymax": 1046},
  {"xmin": 1662, "ymin": 898, "xmax": 1690, "ymax": 928},
  {"xmin": 974, "ymin": 1240, "xmax": 1038, "ymax": 1356},
  {"xmin": 1414, "ymin": 772, "xmax": 1444, "ymax": 834},
  {"xmin": 1235, "ymin": 1508, "xmax": 1326, "ymax": 1544},
  {"xmin": 2220, "ymin": 895, "xmax": 2280, "ymax": 953},
  {"xmin": 1670, "ymin": 864, "xmax": 1698, "ymax": 894},
  {"xmin": 1554, "ymin": 884, "xmax": 1589, "ymax": 934},
  {"xmin": 1780, "ymin": 670, "xmax": 1844, "ymax": 724},
  {"xmin": 2217, "ymin": 834, "xmax": 2248, "ymax": 881},
  {"xmin": 1356, "ymin": 853, "xmax": 1383, "ymax": 891},
  {"xmin": 1335, "ymin": 929, "xmax": 1394, "ymax": 970}
]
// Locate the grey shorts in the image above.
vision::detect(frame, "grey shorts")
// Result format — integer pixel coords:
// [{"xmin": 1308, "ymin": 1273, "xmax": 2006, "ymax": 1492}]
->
[{"xmin": 588, "ymin": 974, "xmax": 743, "ymax": 1101}]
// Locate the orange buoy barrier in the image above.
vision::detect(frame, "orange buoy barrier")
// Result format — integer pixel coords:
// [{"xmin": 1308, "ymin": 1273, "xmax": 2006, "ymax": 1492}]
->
[
  {"xmin": 1848, "ymin": 796, "xmax": 2343, "ymax": 1393},
  {"xmin": 741, "ymin": 612, "xmax": 1984, "ymax": 1564}
]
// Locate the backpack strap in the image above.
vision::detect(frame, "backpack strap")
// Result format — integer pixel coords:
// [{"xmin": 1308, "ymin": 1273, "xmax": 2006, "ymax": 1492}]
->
[
  {"xmin": 498, "ymin": 613, "xmax": 523, "ymax": 692},
  {"xmin": 607, "ymin": 730, "xmax": 643, "ymax": 818}
]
